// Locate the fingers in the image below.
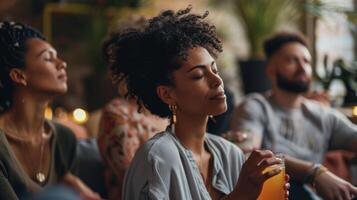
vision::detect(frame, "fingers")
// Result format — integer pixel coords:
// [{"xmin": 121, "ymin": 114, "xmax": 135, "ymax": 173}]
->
[
  {"xmin": 242, "ymin": 150, "xmax": 286, "ymax": 182},
  {"xmin": 250, "ymin": 149, "xmax": 273, "ymax": 159},
  {"xmin": 284, "ymin": 182, "xmax": 290, "ymax": 190},
  {"xmin": 248, "ymin": 150, "xmax": 274, "ymax": 165},
  {"xmin": 261, "ymin": 167, "xmax": 282, "ymax": 181},
  {"xmin": 285, "ymin": 174, "xmax": 290, "ymax": 182},
  {"xmin": 340, "ymin": 189, "xmax": 351, "ymax": 200},
  {"xmin": 348, "ymin": 184, "xmax": 357, "ymax": 198},
  {"xmin": 285, "ymin": 187, "xmax": 289, "ymax": 200},
  {"xmin": 246, "ymin": 150, "xmax": 284, "ymax": 182},
  {"xmin": 246, "ymin": 150, "xmax": 283, "ymax": 174},
  {"xmin": 257, "ymin": 157, "xmax": 283, "ymax": 171}
]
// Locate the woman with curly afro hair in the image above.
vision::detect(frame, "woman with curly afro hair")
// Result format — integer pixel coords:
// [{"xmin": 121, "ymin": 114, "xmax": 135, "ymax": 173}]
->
[{"xmin": 103, "ymin": 6, "xmax": 289, "ymax": 200}]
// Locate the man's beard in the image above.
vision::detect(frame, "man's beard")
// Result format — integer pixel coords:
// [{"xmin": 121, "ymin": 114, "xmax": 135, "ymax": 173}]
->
[{"xmin": 276, "ymin": 72, "xmax": 310, "ymax": 93}]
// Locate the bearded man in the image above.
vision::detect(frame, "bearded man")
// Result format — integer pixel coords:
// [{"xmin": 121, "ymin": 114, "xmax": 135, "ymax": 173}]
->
[{"xmin": 231, "ymin": 32, "xmax": 357, "ymax": 200}]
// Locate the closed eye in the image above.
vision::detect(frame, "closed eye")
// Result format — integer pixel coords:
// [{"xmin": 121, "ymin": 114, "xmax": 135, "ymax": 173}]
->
[
  {"xmin": 191, "ymin": 71, "xmax": 204, "ymax": 80},
  {"xmin": 192, "ymin": 75, "xmax": 204, "ymax": 80},
  {"xmin": 38, "ymin": 48, "xmax": 58, "ymax": 61}
]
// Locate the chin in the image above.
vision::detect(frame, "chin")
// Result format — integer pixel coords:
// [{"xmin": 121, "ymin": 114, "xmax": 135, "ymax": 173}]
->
[
  {"xmin": 210, "ymin": 103, "xmax": 227, "ymax": 116},
  {"xmin": 60, "ymin": 87, "xmax": 68, "ymax": 94},
  {"xmin": 52, "ymin": 86, "xmax": 68, "ymax": 95}
]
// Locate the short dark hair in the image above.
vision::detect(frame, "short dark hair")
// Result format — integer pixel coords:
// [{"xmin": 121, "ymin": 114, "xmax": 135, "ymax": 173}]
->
[
  {"xmin": 103, "ymin": 6, "xmax": 222, "ymax": 118},
  {"xmin": 0, "ymin": 21, "xmax": 45, "ymax": 114},
  {"xmin": 263, "ymin": 31, "xmax": 308, "ymax": 59}
]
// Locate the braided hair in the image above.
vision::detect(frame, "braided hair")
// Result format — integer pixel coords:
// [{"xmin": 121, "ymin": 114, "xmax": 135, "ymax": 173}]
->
[
  {"xmin": 103, "ymin": 6, "xmax": 223, "ymax": 118},
  {"xmin": 0, "ymin": 21, "xmax": 45, "ymax": 114}
]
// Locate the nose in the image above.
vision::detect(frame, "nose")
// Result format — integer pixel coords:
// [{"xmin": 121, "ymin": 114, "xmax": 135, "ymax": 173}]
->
[
  {"xmin": 209, "ymin": 72, "xmax": 223, "ymax": 88},
  {"xmin": 297, "ymin": 60, "xmax": 305, "ymax": 70},
  {"xmin": 56, "ymin": 58, "xmax": 67, "ymax": 70}
]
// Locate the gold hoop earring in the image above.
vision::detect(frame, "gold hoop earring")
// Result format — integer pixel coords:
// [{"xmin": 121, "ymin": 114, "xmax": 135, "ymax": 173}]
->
[
  {"xmin": 169, "ymin": 105, "xmax": 177, "ymax": 134},
  {"xmin": 169, "ymin": 105, "xmax": 177, "ymax": 124}
]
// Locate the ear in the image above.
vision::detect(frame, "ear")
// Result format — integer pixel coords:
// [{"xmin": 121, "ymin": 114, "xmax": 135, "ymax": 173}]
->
[
  {"xmin": 156, "ymin": 85, "xmax": 176, "ymax": 106},
  {"xmin": 9, "ymin": 68, "xmax": 27, "ymax": 86}
]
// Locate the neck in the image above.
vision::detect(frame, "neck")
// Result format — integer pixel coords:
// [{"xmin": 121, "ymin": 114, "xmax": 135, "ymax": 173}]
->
[
  {"xmin": 174, "ymin": 113, "xmax": 208, "ymax": 155},
  {"xmin": 0, "ymin": 91, "xmax": 50, "ymax": 139},
  {"xmin": 271, "ymin": 87, "xmax": 304, "ymax": 109}
]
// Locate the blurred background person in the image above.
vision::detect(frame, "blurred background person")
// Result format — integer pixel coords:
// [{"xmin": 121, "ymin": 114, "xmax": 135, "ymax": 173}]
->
[
  {"xmin": 0, "ymin": 21, "xmax": 101, "ymax": 200},
  {"xmin": 230, "ymin": 31, "xmax": 357, "ymax": 200}
]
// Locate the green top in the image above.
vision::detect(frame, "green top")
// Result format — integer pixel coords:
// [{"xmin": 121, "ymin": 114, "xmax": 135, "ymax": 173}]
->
[{"xmin": 0, "ymin": 120, "xmax": 77, "ymax": 200}]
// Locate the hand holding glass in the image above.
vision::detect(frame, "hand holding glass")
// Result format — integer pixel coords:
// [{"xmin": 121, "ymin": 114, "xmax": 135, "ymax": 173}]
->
[{"xmin": 257, "ymin": 154, "xmax": 286, "ymax": 200}]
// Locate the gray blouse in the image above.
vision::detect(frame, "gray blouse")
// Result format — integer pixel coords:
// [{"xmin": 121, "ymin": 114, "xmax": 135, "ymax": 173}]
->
[{"xmin": 122, "ymin": 131, "xmax": 245, "ymax": 200}]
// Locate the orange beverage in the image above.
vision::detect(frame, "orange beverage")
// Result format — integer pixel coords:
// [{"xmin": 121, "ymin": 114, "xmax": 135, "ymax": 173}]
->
[{"xmin": 257, "ymin": 155, "xmax": 286, "ymax": 200}]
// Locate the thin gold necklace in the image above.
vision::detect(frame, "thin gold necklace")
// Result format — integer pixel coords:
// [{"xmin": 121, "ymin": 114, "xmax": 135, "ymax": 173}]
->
[
  {"xmin": 35, "ymin": 132, "xmax": 46, "ymax": 184},
  {"xmin": 3, "ymin": 125, "xmax": 47, "ymax": 184}
]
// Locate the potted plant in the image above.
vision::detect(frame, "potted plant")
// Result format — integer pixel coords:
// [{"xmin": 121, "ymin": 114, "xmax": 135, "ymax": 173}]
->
[
  {"xmin": 317, "ymin": 56, "xmax": 357, "ymax": 106},
  {"xmin": 231, "ymin": 0, "xmax": 299, "ymax": 94},
  {"xmin": 304, "ymin": 2, "xmax": 357, "ymax": 105}
]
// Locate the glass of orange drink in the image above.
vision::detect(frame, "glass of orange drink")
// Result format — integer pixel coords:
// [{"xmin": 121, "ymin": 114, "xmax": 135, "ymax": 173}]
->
[{"xmin": 257, "ymin": 154, "xmax": 286, "ymax": 200}]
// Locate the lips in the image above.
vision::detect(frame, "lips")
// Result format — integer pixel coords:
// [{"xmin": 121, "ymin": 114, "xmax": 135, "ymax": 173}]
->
[
  {"xmin": 209, "ymin": 91, "xmax": 226, "ymax": 100},
  {"xmin": 58, "ymin": 74, "xmax": 67, "ymax": 81}
]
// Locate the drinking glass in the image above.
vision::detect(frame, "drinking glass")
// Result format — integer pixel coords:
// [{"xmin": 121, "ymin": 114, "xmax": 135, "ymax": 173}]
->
[{"xmin": 257, "ymin": 153, "xmax": 286, "ymax": 200}]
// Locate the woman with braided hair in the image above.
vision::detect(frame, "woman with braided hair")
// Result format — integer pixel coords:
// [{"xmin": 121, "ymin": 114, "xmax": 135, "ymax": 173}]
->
[
  {"xmin": 0, "ymin": 21, "xmax": 101, "ymax": 200},
  {"xmin": 103, "ymin": 6, "xmax": 289, "ymax": 200}
]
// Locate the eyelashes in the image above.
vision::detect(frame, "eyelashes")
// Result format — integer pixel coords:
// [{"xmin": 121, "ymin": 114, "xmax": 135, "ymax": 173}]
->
[{"xmin": 192, "ymin": 76, "xmax": 203, "ymax": 80}]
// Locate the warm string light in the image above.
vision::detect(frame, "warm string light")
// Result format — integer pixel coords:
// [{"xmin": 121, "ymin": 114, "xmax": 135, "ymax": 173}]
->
[
  {"xmin": 352, "ymin": 106, "xmax": 357, "ymax": 117},
  {"xmin": 72, "ymin": 108, "xmax": 89, "ymax": 124},
  {"xmin": 44, "ymin": 107, "xmax": 89, "ymax": 124},
  {"xmin": 44, "ymin": 107, "xmax": 53, "ymax": 120}
]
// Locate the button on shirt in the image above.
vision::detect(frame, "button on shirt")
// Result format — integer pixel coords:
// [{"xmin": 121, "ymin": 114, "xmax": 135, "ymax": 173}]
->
[{"xmin": 122, "ymin": 131, "xmax": 245, "ymax": 200}]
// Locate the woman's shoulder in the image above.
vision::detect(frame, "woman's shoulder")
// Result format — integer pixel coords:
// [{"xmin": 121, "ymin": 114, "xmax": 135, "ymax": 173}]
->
[
  {"xmin": 48, "ymin": 120, "xmax": 76, "ymax": 142},
  {"xmin": 48, "ymin": 120, "xmax": 77, "ymax": 175},
  {"xmin": 47, "ymin": 120, "xmax": 77, "ymax": 154},
  {"xmin": 140, "ymin": 132, "xmax": 179, "ymax": 156},
  {"xmin": 205, "ymin": 133, "xmax": 244, "ymax": 160},
  {"xmin": 131, "ymin": 131, "xmax": 181, "ymax": 165}
]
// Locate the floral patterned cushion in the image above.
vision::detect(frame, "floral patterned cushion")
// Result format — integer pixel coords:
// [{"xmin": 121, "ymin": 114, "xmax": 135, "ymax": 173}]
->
[{"xmin": 97, "ymin": 98, "xmax": 167, "ymax": 200}]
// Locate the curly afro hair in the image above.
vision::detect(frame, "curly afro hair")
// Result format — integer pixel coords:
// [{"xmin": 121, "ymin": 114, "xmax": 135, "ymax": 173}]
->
[
  {"xmin": 0, "ymin": 21, "xmax": 45, "ymax": 114},
  {"xmin": 103, "ymin": 6, "xmax": 223, "ymax": 118}
]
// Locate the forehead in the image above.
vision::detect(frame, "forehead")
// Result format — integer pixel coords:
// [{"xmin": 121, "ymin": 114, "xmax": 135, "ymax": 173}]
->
[
  {"xmin": 25, "ymin": 38, "xmax": 53, "ymax": 54},
  {"xmin": 178, "ymin": 47, "xmax": 214, "ymax": 70},
  {"xmin": 276, "ymin": 42, "xmax": 311, "ymax": 59}
]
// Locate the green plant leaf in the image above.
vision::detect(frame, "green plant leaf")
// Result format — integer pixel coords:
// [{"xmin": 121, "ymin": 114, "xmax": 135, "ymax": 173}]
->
[{"xmin": 232, "ymin": 0, "xmax": 299, "ymax": 58}]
